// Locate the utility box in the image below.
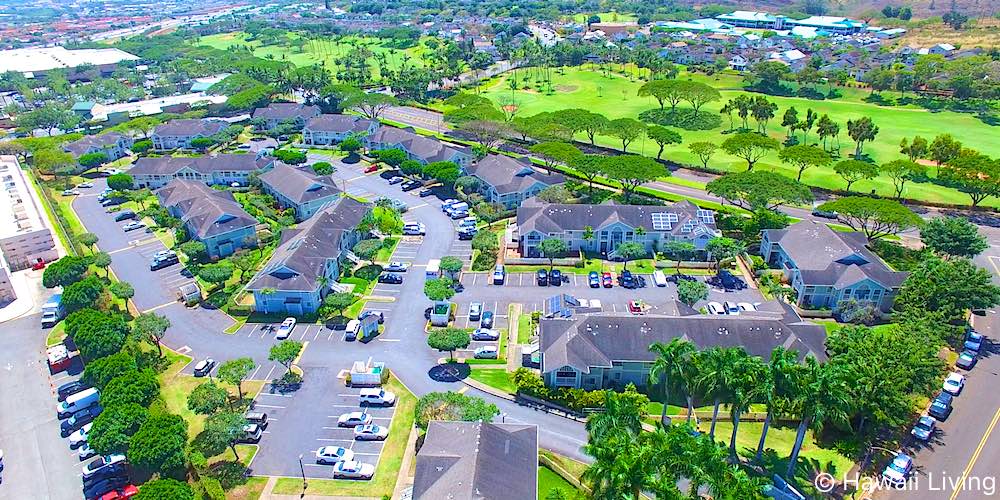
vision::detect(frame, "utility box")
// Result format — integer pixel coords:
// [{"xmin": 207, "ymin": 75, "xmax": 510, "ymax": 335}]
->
[{"xmin": 349, "ymin": 359, "xmax": 386, "ymax": 387}]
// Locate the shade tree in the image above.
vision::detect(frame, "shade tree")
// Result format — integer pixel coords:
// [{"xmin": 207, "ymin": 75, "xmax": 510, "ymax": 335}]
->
[
  {"xmin": 817, "ymin": 197, "xmax": 921, "ymax": 240},
  {"xmin": 721, "ymin": 133, "xmax": 780, "ymax": 171}
]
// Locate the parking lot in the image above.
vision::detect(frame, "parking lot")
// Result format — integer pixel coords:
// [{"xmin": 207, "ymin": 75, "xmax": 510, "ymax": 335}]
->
[{"xmin": 249, "ymin": 367, "xmax": 396, "ymax": 479}]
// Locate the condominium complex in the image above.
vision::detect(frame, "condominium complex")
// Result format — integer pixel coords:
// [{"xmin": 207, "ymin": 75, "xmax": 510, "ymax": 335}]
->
[{"xmin": 0, "ymin": 156, "xmax": 59, "ymax": 302}]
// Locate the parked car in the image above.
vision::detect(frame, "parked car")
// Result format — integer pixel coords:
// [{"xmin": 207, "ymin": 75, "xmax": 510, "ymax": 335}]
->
[
  {"xmin": 275, "ymin": 317, "xmax": 296, "ymax": 339},
  {"xmin": 401, "ymin": 180, "xmax": 421, "ymax": 191},
  {"xmin": 332, "ymin": 460, "xmax": 375, "ymax": 480},
  {"xmin": 316, "ymin": 446, "xmax": 354, "ymax": 465},
  {"xmin": 458, "ymin": 229, "xmax": 475, "ymax": 240},
  {"xmin": 337, "ymin": 411, "xmax": 372, "ymax": 427},
  {"xmin": 113, "ymin": 210, "xmax": 136, "ymax": 222},
  {"xmin": 536, "ymin": 268, "xmax": 548, "ymax": 286},
  {"xmin": 57, "ymin": 380, "xmax": 91, "ymax": 402},
  {"xmin": 237, "ymin": 423, "xmax": 262, "ymax": 443},
  {"xmin": 99, "ymin": 484, "xmax": 138, "ymax": 500},
  {"xmin": 588, "ymin": 271, "xmax": 600, "ymax": 288},
  {"xmin": 245, "ymin": 411, "xmax": 269, "ymax": 429},
  {"xmin": 61, "ymin": 406, "xmax": 103, "ymax": 437},
  {"xmin": 418, "ymin": 188, "xmax": 433, "ymax": 197},
  {"xmin": 882, "ymin": 453, "xmax": 912, "ymax": 487},
  {"xmin": 474, "ymin": 345, "xmax": 499, "ymax": 359},
  {"xmin": 69, "ymin": 423, "xmax": 94, "ymax": 448},
  {"xmin": 480, "ymin": 311, "xmax": 494, "ymax": 329},
  {"xmin": 403, "ymin": 223, "xmax": 426, "ymax": 236},
  {"xmin": 121, "ymin": 221, "xmax": 145, "ymax": 232},
  {"xmin": 384, "ymin": 262, "xmax": 409, "ymax": 272},
  {"xmin": 550, "ymin": 269, "xmax": 563, "ymax": 286},
  {"xmin": 82, "ymin": 462, "xmax": 128, "ymax": 487},
  {"xmin": 472, "ymin": 328, "xmax": 500, "ymax": 341},
  {"xmin": 149, "ymin": 253, "xmax": 179, "ymax": 271},
  {"xmin": 929, "ymin": 392, "xmax": 953, "ymax": 420},
  {"xmin": 627, "ymin": 300, "xmax": 643, "ymax": 315},
  {"xmin": 468, "ymin": 302, "xmax": 483, "ymax": 321},
  {"xmin": 620, "ymin": 270, "xmax": 636, "ymax": 289},
  {"xmin": 943, "ymin": 372, "xmax": 965, "ymax": 395},
  {"xmin": 724, "ymin": 301, "xmax": 741, "ymax": 315},
  {"xmin": 965, "ymin": 331, "xmax": 984, "ymax": 353},
  {"xmin": 78, "ymin": 443, "xmax": 97, "ymax": 461},
  {"xmin": 364, "ymin": 164, "xmax": 379, "ymax": 173},
  {"xmin": 492, "ymin": 264, "xmax": 505, "ymax": 285},
  {"xmin": 193, "ymin": 358, "xmax": 216, "ymax": 377},
  {"xmin": 707, "ymin": 302, "xmax": 726, "ymax": 315},
  {"xmin": 738, "ymin": 302, "xmax": 757, "ymax": 312},
  {"xmin": 387, "ymin": 176, "xmax": 404, "ymax": 185},
  {"xmin": 601, "ymin": 272, "xmax": 613, "ymax": 288},
  {"xmin": 354, "ymin": 424, "xmax": 388, "ymax": 441},
  {"xmin": 910, "ymin": 415, "xmax": 936, "ymax": 441},
  {"xmin": 62, "ymin": 189, "xmax": 81, "ymax": 196},
  {"xmin": 359, "ymin": 388, "xmax": 396, "ymax": 406},
  {"xmin": 956, "ymin": 350, "xmax": 978, "ymax": 370},
  {"xmin": 84, "ymin": 476, "xmax": 129, "ymax": 500},
  {"xmin": 77, "ymin": 182, "xmax": 94, "ymax": 188},
  {"xmin": 359, "ymin": 310, "xmax": 384, "ymax": 324},
  {"xmin": 378, "ymin": 273, "xmax": 403, "ymax": 284}
]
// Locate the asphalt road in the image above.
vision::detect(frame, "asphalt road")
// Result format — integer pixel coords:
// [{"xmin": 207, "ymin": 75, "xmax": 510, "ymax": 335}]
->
[{"xmin": 0, "ymin": 313, "xmax": 84, "ymax": 499}]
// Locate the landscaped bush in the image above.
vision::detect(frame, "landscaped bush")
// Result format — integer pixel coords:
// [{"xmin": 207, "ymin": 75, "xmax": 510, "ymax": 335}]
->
[
  {"xmin": 638, "ymin": 108, "xmax": 722, "ymax": 131},
  {"xmin": 511, "ymin": 368, "xmax": 649, "ymax": 412},
  {"xmin": 353, "ymin": 264, "xmax": 383, "ymax": 281}
]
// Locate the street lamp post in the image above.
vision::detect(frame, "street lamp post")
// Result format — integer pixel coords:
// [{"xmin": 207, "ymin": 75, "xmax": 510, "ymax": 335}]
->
[{"xmin": 298, "ymin": 454, "xmax": 307, "ymax": 496}]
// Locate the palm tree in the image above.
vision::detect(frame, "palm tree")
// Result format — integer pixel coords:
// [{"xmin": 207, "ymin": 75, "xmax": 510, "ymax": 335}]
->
[
  {"xmin": 755, "ymin": 347, "xmax": 800, "ymax": 462},
  {"xmin": 693, "ymin": 347, "xmax": 737, "ymax": 439},
  {"xmin": 648, "ymin": 339, "xmax": 696, "ymax": 426},
  {"xmin": 727, "ymin": 352, "xmax": 767, "ymax": 462},
  {"xmin": 582, "ymin": 432, "xmax": 657, "ymax": 500},
  {"xmin": 585, "ymin": 390, "xmax": 643, "ymax": 441},
  {"xmin": 785, "ymin": 359, "xmax": 852, "ymax": 479}
]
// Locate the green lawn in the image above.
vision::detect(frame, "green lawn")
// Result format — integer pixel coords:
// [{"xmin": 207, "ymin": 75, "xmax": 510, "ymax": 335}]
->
[
  {"xmin": 271, "ymin": 375, "xmax": 416, "ymax": 497},
  {"xmin": 539, "ymin": 465, "xmax": 581, "ymax": 498},
  {"xmin": 225, "ymin": 476, "xmax": 267, "ymax": 500},
  {"xmin": 375, "ymin": 236, "xmax": 401, "ymax": 263},
  {"xmin": 468, "ymin": 368, "xmax": 516, "ymax": 394},
  {"xmin": 571, "ymin": 12, "xmax": 637, "ymax": 23},
  {"xmin": 477, "ymin": 66, "xmax": 1000, "ymax": 207},
  {"xmin": 46, "ymin": 322, "xmax": 66, "ymax": 346},
  {"xmin": 196, "ymin": 32, "xmax": 433, "ymax": 80},
  {"xmin": 709, "ymin": 421, "xmax": 855, "ymax": 486},
  {"xmin": 517, "ymin": 312, "xmax": 533, "ymax": 344}
]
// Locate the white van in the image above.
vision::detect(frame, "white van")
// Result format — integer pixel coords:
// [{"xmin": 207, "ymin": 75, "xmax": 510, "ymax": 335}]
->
[
  {"xmin": 345, "ymin": 319, "xmax": 361, "ymax": 341},
  {"xmin": 426, "ymin": 259, "xmax": 441, "ymax": 279},
  {"xmin": 446, "ymin": 202, "xmax": 469, "ymax": 215},
  {"xmin": 359, "ymin": 388, "xmax": 396, "ymax": 406},
  {"xmin": 57, "ymin": 388, "xmax": 99, "ymax": 418},
  {"xmin": 652, "ymin": 270, "xmax": 668, "ymax": 287}
]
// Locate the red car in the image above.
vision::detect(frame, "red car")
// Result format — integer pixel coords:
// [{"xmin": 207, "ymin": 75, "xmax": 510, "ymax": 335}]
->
[
  {"xmin": 601, "ymin": 272, "xmax": 613, "ymax": 288},
  {"xmin": 101, "ymin": 485, "xmax": 138, "ymax": 500},
  {"xmin": 31, "ymin": 258, "xmax": 46, "ymax": 270},
  {"xmin": 627, "ymin": 300, "xmax": 643, "ymax": 314},
  {"xmin": 364, "ymin": 164, "xmax": 380, "ymax": 173}
]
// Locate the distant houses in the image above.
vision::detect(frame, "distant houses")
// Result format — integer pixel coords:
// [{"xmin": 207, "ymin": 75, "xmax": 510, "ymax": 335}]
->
[
  {"xmin": 465, "ymin": 155, "xmax": 565, "ymax": 209},
  {"xmin": 515, "ymin": 199, "xmax": 719, "ymax": 258},
  {"xmin": 760, "ymin": 220, "xmax": 907, "ymax": 313},
  {"xmin": 301, "ymin": 114, "xmax": 379, "ymax": 146},
  {"xmin": 369, "ymin": 126, "xmax": 473, "ymax": 167},
  {"xmin": 246, "ymin": 196, "xmax": 370, "ymax": 316},
  {"xmin": 151, "ymin": 119, "xmax": 228, "ymax": 151},
  {"xmin": 156, "ymin": 179, "xmax": 258, "ymax": 258},
  {"xmin": 260, "ymin": 163, "xmax": 342, "ymax": 221},
  {"xmin": 63, "ymin": 132, "xmax": 132, "ymax": 161},
  {"xmin": 251, "ymin": 102, "xmax": 321, "ymax": 130},
  {"xmin": 130, "ymin": 153, "xmax": 274, "ymax": 189}
]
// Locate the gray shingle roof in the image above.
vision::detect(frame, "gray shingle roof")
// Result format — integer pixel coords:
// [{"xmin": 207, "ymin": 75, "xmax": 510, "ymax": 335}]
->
[
  {"xmin": 246, "ymin": 197, "xmax": 370, "ymax": 292},
  {"xmin": 130, "ymin": 154, "xmax": 271, "ymax": 177},
  {"xmin": 370, "ymin": 126, "xmax": 471, "ymax": 163},
  {"xmin": 64, "ymin": 132, "xmax": 125, "ymax": 156},
  {"xmin": 540, "ymin": 302, "xmax": 827, "ymax": 374},
  {"xmin": 259, "ymin": 163, "xmax": 341, "ymax": 205},
  {"xmin": 153, "ymin": 119, "xmax": 227, "ymax": 137},
  {"xmin": 413, "ymin": 421, "xmax": 538, "ymax": 500},
  {"xmin": 765, "ymin": 220, "xmax": 906, "ymax": 288},
  {"xmin": 303, "ymin": 114, "xmax": 376, "ymax": 133},
  {"xmin": 252, "ymin": 103, "xmax": 320, "ymax": 122},
  {"xmin": 466, "ymin": 154, "xmax": 564, "ymax": 195},
  {"xmin": 517, "ymin": 199, "xmax": 719, "ymax": 238},
  {"xmin": 155, "ymin": 179, "xmax": 257, "ymax": 239}
]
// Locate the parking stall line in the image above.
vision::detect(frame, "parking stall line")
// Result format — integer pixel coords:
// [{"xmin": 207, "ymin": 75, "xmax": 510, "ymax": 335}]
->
[
  {"xmin": 246, "ymin": 324, "xmax": 260, "ymax": 338},
  {"xmin": 264, "ymin": 365, "xmax": 276, "ymax": 380},
  {"xmin": 316, "ymin": 438, "xmax": 353, "ymax": 442},
  {"xmin": 313, "ymin": 328, "xmax": 323, "ymax": 341},
  {"xmin": 255, "ymin": 404, "xmax": 286, "ymax": 409},
  {"xmin": 327, "ymin": 330, "xmax": 336, "ymax": 341},
  {"xmin": 298, "ymin": 325, "xmax": 312, "ymax": 340},
  {"xmin": 248, "ymin": 365, "xmax": 261, "ymax": 380}
]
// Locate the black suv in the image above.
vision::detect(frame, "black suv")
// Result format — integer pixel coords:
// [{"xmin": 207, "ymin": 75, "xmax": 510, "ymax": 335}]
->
[
  {"xmin": 378, "ymin": 273, "xmax": 403, "ymax": 284},
  {"xmin": 536, "ymin": 269, "xmax": 548, "ymax": 286},
  {"xmin": 113, "ymin": 210, "xmax": 136, "ymax": 222},
  {"xmin": 550, "ymin": 269, "xmax": 563, "ymax": 286}
]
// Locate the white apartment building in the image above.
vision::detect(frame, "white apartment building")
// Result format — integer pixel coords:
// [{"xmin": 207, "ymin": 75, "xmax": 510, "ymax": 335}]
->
[{"xmin": 0, "ymin": 156, "xmax": 58, "ymax": 276}]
